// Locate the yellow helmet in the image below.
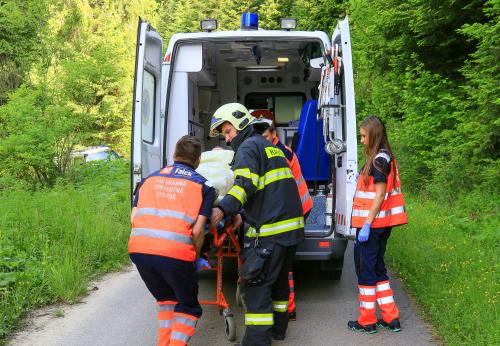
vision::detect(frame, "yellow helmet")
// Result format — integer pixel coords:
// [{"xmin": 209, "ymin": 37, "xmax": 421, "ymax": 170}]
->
[{"xmin": 209, "ymin": 103, "xmax": 255, "ymax": 137}]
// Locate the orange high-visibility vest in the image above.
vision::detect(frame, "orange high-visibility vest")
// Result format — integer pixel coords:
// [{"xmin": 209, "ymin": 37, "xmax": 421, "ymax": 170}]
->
[
  {"xmin": 351, "ymin": 158, "xmax": 407, "ymax": 228},
  {"xmin": 273, "ymin": 138, "xmax": 313, "ymax": 215},
  {"xmin": 128, "ymin": 167, "xmax": 202, "ymax": 262}
]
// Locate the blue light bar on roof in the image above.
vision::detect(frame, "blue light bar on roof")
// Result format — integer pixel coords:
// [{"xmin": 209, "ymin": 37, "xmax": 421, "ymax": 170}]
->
[{"xmin": 241, "ymin": 12, "xmax": 258, "ymax": 30}]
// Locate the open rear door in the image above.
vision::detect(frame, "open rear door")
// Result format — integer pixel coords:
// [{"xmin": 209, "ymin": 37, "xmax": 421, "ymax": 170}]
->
[
  {"xmin": 131, "ymin": 19, "xmax": 163, "ymax": 202},
  {"xmin": 318, "ymin": 16, "xmax": 358, "ymax": 237}
]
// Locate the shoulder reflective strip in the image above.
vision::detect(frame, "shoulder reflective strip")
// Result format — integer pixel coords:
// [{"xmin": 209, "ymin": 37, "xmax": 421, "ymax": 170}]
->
[
  {"xmin": 245, "ymin": 313, "xmax": 274, "ymax": 325},
  {"xmin": 375, "ymin": 152, "xmax": 391, "ymax": 162},
  {"xmin": 272, "ymin": 301, "xmax": 288, "ymax": 312},
  {"xmin": 234, "ymin": 168, "xmax": 259, "ymax": 187},
  {"xmin": 354, "ymin": 190, "xmax": 402, "ymax": 200},
  {"xmin": 359, "ymin": 287, "xmax": 376, "ymax": 295},
  {"xmin": 131, "ymin": 228, "xmax": 193, "ymax": 244},
  {"xmin": 377, "ymin": 296, "xmax": 394, "ymax": 305},
  {"xmin": 174, "ymin": 316, "xmax": 198, "ymax": 328},
  {"xmin": 257, "ymin": 168, "xmax": 294, "ymax": 190},
  {"xmin": 296, "ymin": 176, "xmax": 304, "ymax": 186},
  {"xmin": 159, "ymin": 320, "xmax": 172, "ymax": 328},
  {"xmin": 351, "ymin": 206, "xmax": 406, "ymax": 218},
  {"xmin": 158, "ymin": 304, "xmax": 175, "ymax": 311},
  {"xmin": 360, "ymin": 301, "xmax": 376, "ymax": 309},
  {"xmin": 171, "ymin": 331, "xmax": 190, "ymax": 342},
  {"xmin": 376, "ymin": 282, "xmax": 391, "ymax": 292},
  {"xmin": 227, "ymin": 185, "xmax": 247, "ymax": 204},
  {"xmin": 135, "ymin": 208, "xmax": 195, "ymax": 224},
  {"xmin": 247, "ymin": 217, "xmax": 304, "ymax": 237},
  {"xmin": 301, "ymin": 190, "xmax": 311, "ymax": 204}
]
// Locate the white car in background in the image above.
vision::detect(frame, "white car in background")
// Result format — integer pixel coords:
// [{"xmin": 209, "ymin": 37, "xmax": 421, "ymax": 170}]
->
[{"xmin": 71, "ymin": 146, "xmax": 120, "ymax": 163}]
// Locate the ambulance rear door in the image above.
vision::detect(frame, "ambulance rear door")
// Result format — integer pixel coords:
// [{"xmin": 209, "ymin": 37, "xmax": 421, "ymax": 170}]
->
[
  {"xmin": 320, "ymin": 16, "xmax": 358, "ymax": 238},
  {"xmin": 131, "ymin": 18, "xmax": 163, "ymax": 201}
]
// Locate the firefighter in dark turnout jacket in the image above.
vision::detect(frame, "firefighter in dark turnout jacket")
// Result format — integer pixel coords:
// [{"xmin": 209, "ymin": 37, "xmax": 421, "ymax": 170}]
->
[{"xmin": 210, "ymin": 103, "xmax": 304, "ymax": 346}]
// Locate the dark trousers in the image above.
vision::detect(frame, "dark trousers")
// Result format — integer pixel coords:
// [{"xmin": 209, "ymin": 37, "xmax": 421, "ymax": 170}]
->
[
  {"xmin": 354, "ymin": 227, "xmax": 392, "ymax": 286},
  {"xmin": 130, "ymin": 253, "xmax": 202, "ymax": 317},
  {"xmin": 241, "ymin": 244, "xmax": 296, "ymax": 346}
]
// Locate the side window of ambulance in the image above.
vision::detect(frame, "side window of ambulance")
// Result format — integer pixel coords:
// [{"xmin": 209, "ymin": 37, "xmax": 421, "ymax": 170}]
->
[{"xmin": 142, "ymin": 70, "xmax": 155, "ymax": 143}]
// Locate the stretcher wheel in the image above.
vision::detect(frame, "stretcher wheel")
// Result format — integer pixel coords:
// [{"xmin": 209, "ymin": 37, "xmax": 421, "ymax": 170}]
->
[
  {"xmin": 224, "ymin": 315, "xmax": 236, "ymax": 341},
  {"xmin": 236, "ymin": 284, "xmax": 243, "ymax": 307}
]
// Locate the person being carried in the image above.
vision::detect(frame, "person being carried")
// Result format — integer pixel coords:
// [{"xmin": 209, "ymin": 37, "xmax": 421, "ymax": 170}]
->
[
  {"xmin": 128, "ymin": 135, "xmax": 215, "ymax": 346},
  {"xmin": 261, "ymin": 121, "xmax": 313, "ymax": 321},
  {"xmin": 348, "ymin": 116, "xmax": 408, "ymax": 334}
]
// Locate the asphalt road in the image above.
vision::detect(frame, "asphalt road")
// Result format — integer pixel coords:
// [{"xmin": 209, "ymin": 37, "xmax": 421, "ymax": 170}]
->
[{"xmin": 10, "ymin": 243, "xmax": 438, "ymax": 346}]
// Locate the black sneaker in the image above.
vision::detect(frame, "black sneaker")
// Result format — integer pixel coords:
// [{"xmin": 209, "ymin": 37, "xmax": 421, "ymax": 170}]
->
[
  {"xmin": 377, "ymin": 318, "xmax": 402, "ymax": 332},
  {"xmin": 347, "ymin": 320, "xmax": 377, "ymax": 334},
  {"xmin": 272, "ymin": 332, "xmax": 286, "ymax": 340},
  {"xmin": 288, "ymin": 309, "xmax": 297, "ymax": 321}
]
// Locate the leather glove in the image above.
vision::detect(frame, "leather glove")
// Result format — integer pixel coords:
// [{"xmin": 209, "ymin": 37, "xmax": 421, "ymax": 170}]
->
[
  {"xmin": 357, "ymin": 223, "xmax": 371, "ymax": 243},
  {"xmin": 195, "ymin": 258, "xmax": 211, "ymax": 272}
]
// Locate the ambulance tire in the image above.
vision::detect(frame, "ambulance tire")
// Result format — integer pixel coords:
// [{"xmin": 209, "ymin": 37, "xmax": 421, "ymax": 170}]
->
[
  {"xmin": 224, "ymin": 315, "xmax": 236, "ymax": 341},
  {"xmin": 319, "ymin": 256, "xmax": 344, "ymax": 280}
]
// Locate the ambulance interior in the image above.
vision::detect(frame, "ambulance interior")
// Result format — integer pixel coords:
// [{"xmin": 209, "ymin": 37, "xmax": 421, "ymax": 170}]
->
[{"xmin": 169, "ymin": 39, "xmax": 335, "ymax": 234}]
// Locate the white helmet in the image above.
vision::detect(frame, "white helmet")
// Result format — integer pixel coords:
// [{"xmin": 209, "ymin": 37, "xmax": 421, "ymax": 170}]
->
[{"xmin": 209, "ymin": 103, "xmax": 255, "ymax": 137}]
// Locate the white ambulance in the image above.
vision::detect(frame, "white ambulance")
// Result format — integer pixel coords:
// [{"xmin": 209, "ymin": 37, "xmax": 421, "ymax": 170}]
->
[{"xmin": 131, "ymin": 13, "xmax": 358, "ymax": 279}]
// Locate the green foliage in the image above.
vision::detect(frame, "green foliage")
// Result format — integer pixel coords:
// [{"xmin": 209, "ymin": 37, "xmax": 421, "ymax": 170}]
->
[
  {"xmin": 0, "ymin": 0, "xmax": 49, "ymax": 104},
  {"xmin": 388, "ymin": 195, "xmax": 499, "ymax": 345},
  {"xmin": 0, "ymin": 84, "xmax": 79, "ymax": 188},
  {"xmin": 349, "ymin": 0, "xmax": 499, "ymax": 203},
  {"xmin": 0, "ymin": 161, "xmax": 130, "ymax": 339},
  {"xmin": 291, "ymin": 0, "xmax": 347, "ymax": 32}
]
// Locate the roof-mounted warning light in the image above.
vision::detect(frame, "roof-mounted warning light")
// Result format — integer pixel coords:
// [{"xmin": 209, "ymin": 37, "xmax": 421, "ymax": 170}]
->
[
  {"xmin": 200, "ymin": 19, "xmax": 217, "ymax": 32},
  {"xmin": 280, "ymin": 18, "xmax": 296, "ymax": 31},
  {"xmin": 241, "ymin": 12, "xmax": 258, "ymax": 30}
]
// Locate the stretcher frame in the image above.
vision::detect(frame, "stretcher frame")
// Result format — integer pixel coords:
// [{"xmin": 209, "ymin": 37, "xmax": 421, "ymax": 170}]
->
[{"xmin": 199, "ymin": 224, "xmax": 241, "ymax": 341}]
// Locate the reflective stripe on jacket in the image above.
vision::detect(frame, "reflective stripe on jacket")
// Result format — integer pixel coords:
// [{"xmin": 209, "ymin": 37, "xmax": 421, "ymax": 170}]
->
[
  {"xmin": 351, "ymin": 157, "xmax": 408, "ymax": 228},
  {"xmin": 273, "ymin": 138, "xmax": 313, "ymax": 215},
  {"xmin": 128, "ymin": 165, "xmax": 205, "ymax": 261}
]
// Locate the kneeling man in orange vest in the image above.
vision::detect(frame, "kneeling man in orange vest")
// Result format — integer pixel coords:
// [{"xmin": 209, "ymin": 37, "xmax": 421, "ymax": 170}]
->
[{"xmin": 129, "ymin": 135, "xmax": 215, "ymax": 346}]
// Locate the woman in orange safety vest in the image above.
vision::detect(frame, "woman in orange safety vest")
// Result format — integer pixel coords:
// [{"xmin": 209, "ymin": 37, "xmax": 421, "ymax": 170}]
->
[{"xmin": 348, "ymin": 116, "xmax": 408, "ymax": 334}]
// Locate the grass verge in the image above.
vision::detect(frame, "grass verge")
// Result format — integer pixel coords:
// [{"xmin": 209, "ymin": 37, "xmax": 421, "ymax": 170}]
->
[
  {"xmin": 387, "ymin": 194, "xmax": 499, "ymax": 345},
  {"xmin": 0, "ymin": 161, "xmax": 130, "ymax": 340}
]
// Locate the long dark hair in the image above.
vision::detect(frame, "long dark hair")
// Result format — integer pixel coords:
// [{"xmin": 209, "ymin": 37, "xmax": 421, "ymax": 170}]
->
[{"xmin": 360, "ymin": 116, "xmax": 394, "ymax": 185}]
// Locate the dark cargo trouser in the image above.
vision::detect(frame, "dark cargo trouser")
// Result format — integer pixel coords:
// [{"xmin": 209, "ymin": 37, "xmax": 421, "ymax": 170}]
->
[
  {"xmin": 241, "ymin": 244, "xmax": 296, "ymax": 346},
  {"xmin": 354, "ymin": 227, "xmax": 392, "ymax": 285}
]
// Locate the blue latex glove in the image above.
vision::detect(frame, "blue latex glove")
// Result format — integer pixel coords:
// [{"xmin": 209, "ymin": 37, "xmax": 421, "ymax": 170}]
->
[
  {"xmin": 195, "ymin": 258, "xmax": 211, "ymax": 272},
  {"xmin": 357, "ymin": 223, "xmax": 371, "ymax": 243}
]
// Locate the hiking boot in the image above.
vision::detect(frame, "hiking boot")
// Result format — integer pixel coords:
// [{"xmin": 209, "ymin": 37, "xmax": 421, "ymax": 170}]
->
[
  {"xmin": 288, "ymin": 309, "xmax": 297, "ymax": 321},
  {"xmin": 347, "ymin": 320, "xmax": 377, "ymax": 334},
  {"xmin": 377, "ymin": 318, "xmax": 402, "ymax": 332}
]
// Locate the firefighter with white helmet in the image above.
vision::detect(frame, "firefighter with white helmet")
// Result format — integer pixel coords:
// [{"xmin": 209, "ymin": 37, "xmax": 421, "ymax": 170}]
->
[{"xmin": 210, "ymin": 103, "xmax": 304, "ymax": 345}]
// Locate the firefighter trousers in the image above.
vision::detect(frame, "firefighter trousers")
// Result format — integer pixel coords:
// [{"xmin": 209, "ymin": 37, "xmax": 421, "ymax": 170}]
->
[{"xmin": 241, "ymin": 243, "xmax": 296, "ymax": 346}]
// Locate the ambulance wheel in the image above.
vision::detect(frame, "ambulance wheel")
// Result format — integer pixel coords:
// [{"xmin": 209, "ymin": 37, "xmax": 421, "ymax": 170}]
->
[
  {"xmin": 224, "ymin": 315, "xmax": 236, "ymax": 341},
  {"xmin": 236, "ymin": 284, "xmax": 243, "ymax": 307}
]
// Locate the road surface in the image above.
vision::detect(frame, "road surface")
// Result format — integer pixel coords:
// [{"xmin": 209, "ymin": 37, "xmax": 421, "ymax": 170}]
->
[{"xmin": 10, "ymin": 244, "xmax": 438, "ymax": 346}]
